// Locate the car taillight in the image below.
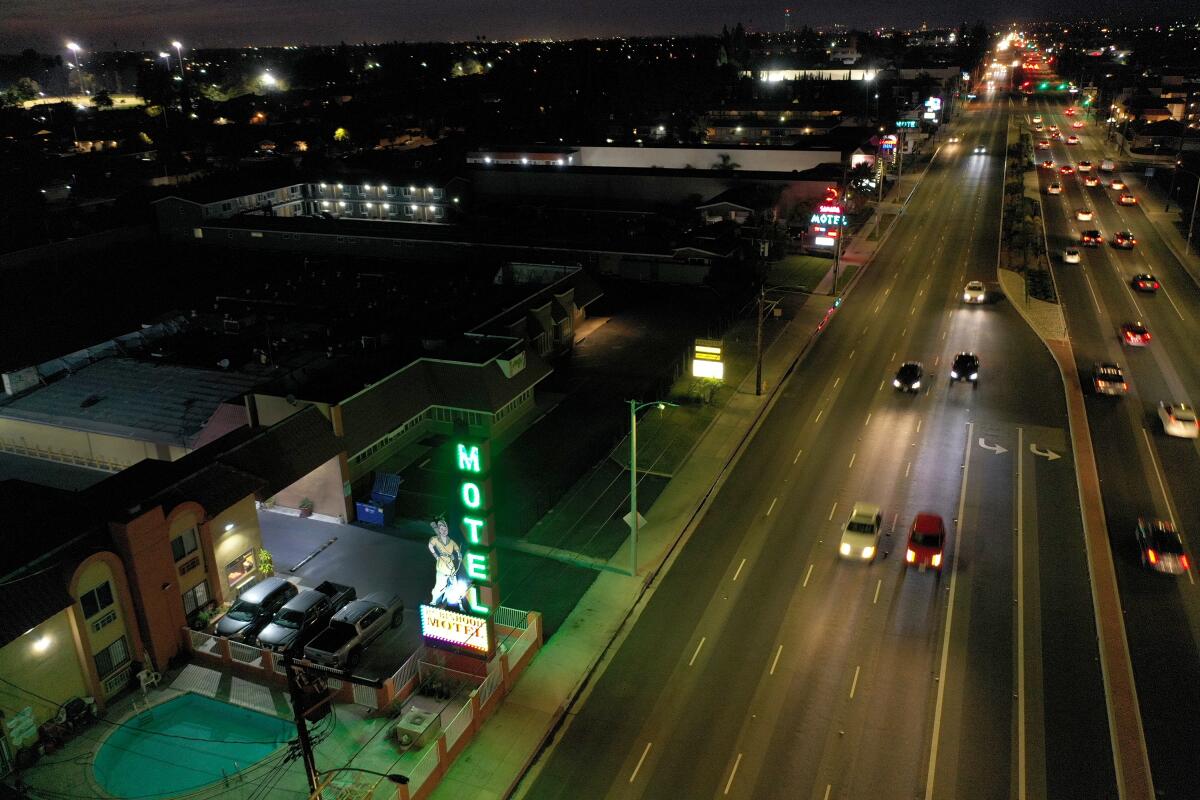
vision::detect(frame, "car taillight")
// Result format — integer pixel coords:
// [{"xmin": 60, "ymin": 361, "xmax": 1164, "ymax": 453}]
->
[
  {"xmin": 906, "ymin": 548, "xmax": 916, "ymax": 563},
  {"xmin": 1181, "ymin": 554, "xmax": 1191, "ymax": 571},
  {"xmin": 1147, "ymin": 549, "xmax": 1157, "ymax": 565},
  {"xmin": 932, "ymin": 553, "xmax": 942, "ymax": 568}
]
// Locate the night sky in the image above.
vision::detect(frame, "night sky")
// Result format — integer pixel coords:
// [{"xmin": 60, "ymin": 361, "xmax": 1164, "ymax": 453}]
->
[{"xmin": 0, "ymin": 0, "xmax": 1134, "ymax": 52}]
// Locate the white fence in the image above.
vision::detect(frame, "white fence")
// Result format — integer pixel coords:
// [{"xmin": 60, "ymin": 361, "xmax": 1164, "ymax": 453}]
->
[
  {"xmin": 476, "ymin": 666, "xmax": 503, "ymax": 709},
  {"xmin": 352, "ymin": 682, "xmax": 378, "ymax": 709},
  {"xmin": 189, "ymin": 630, "xmax": 222, "ymax": 655},
  {"xmin": 406, "ymin": 745, "xmax": 441, "ymax": 793},
  {"xmin": 507, "ymin": 620, "xmax": 539, "ymax": 667},
  {"xmin": 494, "ymin": 606, "xmax": 529, "ymax": 630},
  {"xmin": 384, "ymin": 647, "xmax": 423, "ymax": 696},
  {"xmin": 228, "ymin": 641, "xmax": 265, "ymax": 665},
  {"xmin": 444, "ymin": 702, "xmax": 474, "ymax": 752}
]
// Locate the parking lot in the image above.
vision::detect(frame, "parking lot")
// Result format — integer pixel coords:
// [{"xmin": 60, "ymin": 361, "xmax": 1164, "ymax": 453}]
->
[{"xmin": 257, "ymin": 510, "xmax": 429, "ymax": 680}]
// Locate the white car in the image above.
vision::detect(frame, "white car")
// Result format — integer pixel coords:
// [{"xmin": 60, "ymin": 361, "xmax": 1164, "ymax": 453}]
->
[
  {"xmin": 963, "ymin": 280, "xmax": 987, "ymax": 303},
  {"xmin": 1063, "ymin": 248, "xmax": 1081, "ymax": 264},
  {"xmin": 1076, "ymin": 208, "xmax": 1094, "ymax": 221},
  {"xmin": 1047, "ymin": 182, "xmax": 1063, "ymax": 195},
  {"xmin": 838, "ymin": 502, "xmax": 883, "ymax": 562},
  {"xmin": 973, "ymin": 145, "xmax": 986, "ymax": 154},
  {"xmin": 1077, "ymin": 160, "xmax": 1092, "ymax": 173},
  {"xmin": 1032, "ymin": 115, "xmax": 1043, "ymax": 124},
  {"xmin": 1159, "ymin": 402, "xmax": 1199, "ymax": 438}
]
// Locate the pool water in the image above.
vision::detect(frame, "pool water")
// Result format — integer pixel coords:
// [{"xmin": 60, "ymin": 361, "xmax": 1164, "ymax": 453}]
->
[{"xmin": 92, "ymin": 693, "xmax": 294, "ymax": 799}]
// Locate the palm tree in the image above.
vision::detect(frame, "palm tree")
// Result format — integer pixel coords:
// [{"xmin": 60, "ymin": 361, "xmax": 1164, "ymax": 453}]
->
[{"xmin": 711, "ymin": 153, "xmax": 740, "ymax": 171}]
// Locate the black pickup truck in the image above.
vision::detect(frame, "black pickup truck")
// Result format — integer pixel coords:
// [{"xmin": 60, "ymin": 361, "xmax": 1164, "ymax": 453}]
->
[{"xmin": 256, "ymin": 580, "xmax": 355, "ymax": 653}]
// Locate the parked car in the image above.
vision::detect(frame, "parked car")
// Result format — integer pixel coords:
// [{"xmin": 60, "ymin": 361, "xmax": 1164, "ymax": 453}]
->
[
  {"xmin": 304, "ymin": 592, "xmax": 404, "ymax": 669},
  {"xmin": 215, "ymin": 577, "xmax": 298, "ymax": 641},
  {"xmin": 257, "ymin": 581, "xmax": 356, "ymax": 653}
]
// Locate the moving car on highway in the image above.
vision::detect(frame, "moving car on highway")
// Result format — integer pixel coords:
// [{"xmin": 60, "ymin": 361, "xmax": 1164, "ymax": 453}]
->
[
  {"xmin": 893, "ymin": 361, "xmax": 923, "ymax": 393},
  {"xmin": 962, "ymin": 280, "xmax": 987, "ymax": 303},
  {"xmin": 1121, "ymin": 322, "xmax": 1151, "ymax": 346},
  {"xmin": 1076, "ymin": 208, "xmax": 1094, "ymax": 221},
  {"xmin": 1092, "ymin": 363, "xmax": 1128, "ymax": 396},
  {"xmin": 1110, "ymin": 178, "xmax": 1127, "ymax": 191},
  {"xmin": 1047, "ymin": 182, "xmax": 1063, "ymax": 195},
  {"xmin": 1067, "ymin": 135, "xmax": 1080, "ymax": 145},
  {"xmin": 905, "ymin": 513, "xmax": 945, "ymax": 572},
  {"xmin": 838, "ymin": 502, "xmax": 883, "ymax": 562},
  {"xmin": 1081, "ymin": 229, "xmax": 1103, "ymax": 246},
  {"xmin": 1059, "ymin": 164, "xmax": 1075, "ymax": 175},
  {"xmin": 1119, "ymin": 193, "xmax": 1138, "ymax": 205},
  {"xmin": 1158, "ymin": 402, "xmax": 1199, "ymax": 438},
  {"xmin": 1077, "ymin": 160, "xmax": 1093, "ymax": 173},
  {"xmin": 950, "ymin": 352, "xmax": 980, "ymax": 386},
  {"xmin": 1113, "ymin": 230, "xmax": 1137, "ymax": 249},
  {"xmin": 1136, "ymin": 519, "xmax": 1190, "ymax": 575},
  {"xmin": 1132, "ymin": 274, "xmax": 1159, "ymax": 292},
  {"xmin": 1084, "ymin": 175, "xmax": 1101, "ymax": 187},
  {"xmin": 1063, "ymin": 247, "xmax": 1082, "ymax": 264}
]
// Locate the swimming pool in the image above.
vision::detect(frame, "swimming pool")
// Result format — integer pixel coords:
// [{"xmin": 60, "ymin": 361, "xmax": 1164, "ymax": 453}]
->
[{"xmin": 92, "ymin": 693, "xmax": 294, "ymax": 799}]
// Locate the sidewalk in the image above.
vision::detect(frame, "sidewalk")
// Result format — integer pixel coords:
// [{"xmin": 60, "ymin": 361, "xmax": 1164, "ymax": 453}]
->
[
  {"xmin": 429, "ymin": 157, "xmax": 932, "ymax": 799},
  {"xmin": 1122, "ymin": 170, "xmax": 1200, "ymax": 288}
]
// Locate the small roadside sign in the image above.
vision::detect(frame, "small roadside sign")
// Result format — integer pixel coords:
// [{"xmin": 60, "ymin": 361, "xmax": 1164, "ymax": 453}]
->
[{"xmin": 1144, "ymin": 167, "xmax": 1155, "ymax": 178}]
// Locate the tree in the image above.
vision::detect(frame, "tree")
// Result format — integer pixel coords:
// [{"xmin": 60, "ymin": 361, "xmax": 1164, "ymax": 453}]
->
[
  {"xmin": 9, "ymin": 77, "xmax": 41, "ymax": 101},
  {"xmin": 91, "ymin": 90, "xmax": 113, "ymax": 108}
]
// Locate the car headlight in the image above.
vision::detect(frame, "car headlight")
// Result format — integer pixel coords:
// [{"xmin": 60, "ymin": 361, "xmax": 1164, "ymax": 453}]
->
[
  {"xmin": 906, "ymin": 548, "xmax": 916, "ymax": 563},
  {"xmin": 911, "ymin": 381, "xmax": 920, "ymax": 389},
  {"xmin": 963, "ymin": 292, "xmax": 970, "ymax": 300},
  {"xmin": 969, "ymin": 372, "xmax": 978, "ymax": 380},
  {"xmin": 861, "ymin": 546, "xmax": 875, "ymax": 559},
  {"xmin": 893, "ymin": 379, "xmax": 901, "ymax": 388},
  {"xmin": 931, "ymin": 553, "xmax": 942, "ymax": 567},
  {"xmin": 951, "ymin": 371, "xmax": 959, "ymax": 378},
  {"xmin": 840, "ymin": 542, "xmax": 851, "ymax": 555}
]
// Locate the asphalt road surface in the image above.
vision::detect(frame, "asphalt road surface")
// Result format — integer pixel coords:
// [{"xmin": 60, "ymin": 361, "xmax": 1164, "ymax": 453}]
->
[
  {"xmin": 1030, "ymin": 94, "xmax": 1200, "ymax": 800},
  {"xmin": 522, "ymin": 90, "xmax": 1115, "ymax": 800}
]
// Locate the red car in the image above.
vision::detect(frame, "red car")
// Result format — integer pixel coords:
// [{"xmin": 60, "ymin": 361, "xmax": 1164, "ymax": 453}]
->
[
  {"xmin": 1121, "ymin": 322, "xmax": 1151, "ymax": 346},
  {"xmin": 1059, "ymin": 164, "xmax": 1075, "ymax": 175},
  {"xmin": 905, "ymin": 513, "xmax": 946, "ymax": 571},
  {"xmin": 1040, "ymin": 159, "xmax": 1056, "ymax": 170},
  {"xmin": 1065, "ymin": 107, "xmax": 1076, "ymax": 116}
]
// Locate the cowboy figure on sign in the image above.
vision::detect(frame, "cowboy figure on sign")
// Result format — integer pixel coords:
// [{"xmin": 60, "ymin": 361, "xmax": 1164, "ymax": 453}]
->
[{"xmin": 427, "ymin": 515, "xmax": 464, "ymax": 608}]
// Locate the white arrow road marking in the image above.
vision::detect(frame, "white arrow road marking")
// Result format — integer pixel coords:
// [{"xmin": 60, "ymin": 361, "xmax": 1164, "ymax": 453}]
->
[
  {"xmin": 1029, "ymin": 443, "xmax": 1060, "ymax": 461},
  {"xmin": 978, "ymin": 437, "xmax": 1008, "ymax": 455}
]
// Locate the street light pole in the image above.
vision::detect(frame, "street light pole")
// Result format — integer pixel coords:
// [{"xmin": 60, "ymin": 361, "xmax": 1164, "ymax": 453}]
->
[
  {"xmin": 628, "ymin": 400, "xmax": 676, "ymax": 575},
  {"xmin": 1187, "ymin": 170, "xmax": 1200, "ymax": 256},
  {"xmin": 755, "ymin": 284, "xmax": 764, "ymax": 396}
]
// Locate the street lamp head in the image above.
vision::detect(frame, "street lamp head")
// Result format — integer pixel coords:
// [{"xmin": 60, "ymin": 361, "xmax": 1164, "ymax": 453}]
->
[
  {"xmin": 171, "ymin": 41, "xmax": 182, "ymax": 49},
  {"xmin": 159, "ymin": 52, "xmax": 170, "ymax": 59},
  {"xmin": 67, "ymin": 42, "xmax": 80, "ymax": 52}
]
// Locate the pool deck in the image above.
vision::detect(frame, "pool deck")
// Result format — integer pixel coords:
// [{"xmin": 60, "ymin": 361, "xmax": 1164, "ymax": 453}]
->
[{"xmin": 11, "ymin": 662, "xmax": 468, "ymax": 799}]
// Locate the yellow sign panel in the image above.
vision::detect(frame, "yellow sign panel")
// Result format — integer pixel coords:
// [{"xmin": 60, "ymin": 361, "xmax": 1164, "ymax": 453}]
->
[{"xmin": 692, "ymin": 338, "xmax": 725, "ymax": 380}]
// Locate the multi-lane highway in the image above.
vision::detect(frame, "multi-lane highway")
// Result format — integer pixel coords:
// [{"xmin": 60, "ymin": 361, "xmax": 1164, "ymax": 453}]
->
[
  {"xmin": 1029, "ymin": 94, "xmax": 1200, "ymax": 800},
  {"xmin": 521, "ymin": 91, "xmax": 1115, "ymax": 800}
]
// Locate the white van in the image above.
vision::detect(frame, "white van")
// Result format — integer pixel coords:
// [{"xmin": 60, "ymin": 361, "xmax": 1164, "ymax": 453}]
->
[{"xmin": 838, "ymin": 502, "xmax": 884, "ymax": 562}]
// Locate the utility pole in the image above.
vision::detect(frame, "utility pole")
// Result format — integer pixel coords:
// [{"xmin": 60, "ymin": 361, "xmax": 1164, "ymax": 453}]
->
[
  {"xmin": 628, "ymin": 400, "xmax": 639, "ymax": 575},
  {"xmin": 755, "ymin": 284, "xmax": 764, "ymax": 396},
  {"xmin": 284, "ymin": 656, "xmax": 320, "ymax": 794}
]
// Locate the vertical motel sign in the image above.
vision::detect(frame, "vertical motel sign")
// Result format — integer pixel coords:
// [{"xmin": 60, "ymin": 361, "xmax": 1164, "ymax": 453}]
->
[{"xmin": 456, "ymin": 438, "xmax": 499, "ymax": 655}]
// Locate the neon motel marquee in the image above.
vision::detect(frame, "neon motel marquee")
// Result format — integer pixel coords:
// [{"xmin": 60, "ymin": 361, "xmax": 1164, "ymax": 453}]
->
[{"xmin": 418, "ymin": 439, "xmax": 501, "ymax": 655}]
